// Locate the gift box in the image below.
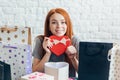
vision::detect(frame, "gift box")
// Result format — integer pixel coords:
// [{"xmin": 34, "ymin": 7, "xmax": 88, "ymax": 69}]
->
[
  {"xmin": 45, "ymin": 62, "xmax": 69, "ymax": 80},
  {"xmin": 20, "ymin": 72, "xmax": 54, "ymax": 80},
  {"xmin": 0, "ymin": 26, "xmax": 31, "ymax": 45},
  {"xmin": 108, "ymin": 44, "xmax": 120, "ymax": 80},
  {"xmin": 0, "ymin": 42, "xmax": 32, "ymax": 80}
]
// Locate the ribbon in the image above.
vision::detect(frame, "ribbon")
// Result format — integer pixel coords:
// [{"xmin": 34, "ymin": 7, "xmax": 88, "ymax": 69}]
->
[{"xmin": 52, "ymin": 38, "xmax": 70, "ymax": 45}]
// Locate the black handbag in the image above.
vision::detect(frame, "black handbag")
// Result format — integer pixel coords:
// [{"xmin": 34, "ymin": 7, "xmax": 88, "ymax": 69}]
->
[
  {"xmin": 78, "ymin": 42, "xmax": 113, "ymax": 80},
  {"xmin": 0, "ymin": 61, "xmax": 11, "ymax": 80}
]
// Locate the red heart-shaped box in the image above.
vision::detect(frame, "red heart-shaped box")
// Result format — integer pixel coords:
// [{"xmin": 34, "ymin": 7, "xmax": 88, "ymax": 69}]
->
[{"xmin": 49, "ymin": 35, "xmax": 71, "ymax": 56}]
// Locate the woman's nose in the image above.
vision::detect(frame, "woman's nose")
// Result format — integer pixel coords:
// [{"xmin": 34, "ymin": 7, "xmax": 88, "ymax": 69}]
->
[{"xmin": 57, "ymin": 22, "xmax": 61, "ymax": 28}]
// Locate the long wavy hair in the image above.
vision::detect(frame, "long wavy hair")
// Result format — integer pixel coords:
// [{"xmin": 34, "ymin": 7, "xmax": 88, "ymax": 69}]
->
[{"xmin": 44, "ymin": 8, "xmax": 74, "ymax": 39}]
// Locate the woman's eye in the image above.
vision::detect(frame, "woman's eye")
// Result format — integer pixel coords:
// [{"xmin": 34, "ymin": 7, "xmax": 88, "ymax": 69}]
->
[
  {"xmin": 61, "ymin": 22, "xmax": 66, "ymax": 24},
  {"xmin": 51, "ymin": 22, "xmax": 57, "ymax": 24}
]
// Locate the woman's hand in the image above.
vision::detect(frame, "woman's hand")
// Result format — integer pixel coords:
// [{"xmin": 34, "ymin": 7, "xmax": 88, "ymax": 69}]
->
[
  {"xmin": 65, "ymin": 45, "xmax": 78, "ymax": 72},
  {"xmin": 42, "ymin": 37, "xmax": 53, "ymax": 54},
  {"xmin": 65, "ymin": 45, "xmax": 77, "ymax": 59}
]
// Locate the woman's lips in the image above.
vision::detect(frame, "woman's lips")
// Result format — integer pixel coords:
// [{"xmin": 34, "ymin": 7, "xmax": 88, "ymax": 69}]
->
[{"xmin": 55, "ymin": 30, "xmax": 63, "ymax": 33}]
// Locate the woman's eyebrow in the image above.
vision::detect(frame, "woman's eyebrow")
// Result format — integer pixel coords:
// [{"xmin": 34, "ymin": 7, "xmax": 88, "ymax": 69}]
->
[
  {"xmin": 61, "ymin": 19, "xmax": 65, "ymax": 21},
  {"xmin": 51, "ymin": 19, "xmax": 57, "ymax": 21},
  {"xmin": 51, "ymin": 19, "xmax": 65, "ymax": 21}
]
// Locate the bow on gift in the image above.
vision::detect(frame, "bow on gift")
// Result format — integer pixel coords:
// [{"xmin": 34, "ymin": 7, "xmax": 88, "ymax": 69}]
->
[{"xmin": 51, "ymin": 38, "xmax": 70, "ymax": 45}]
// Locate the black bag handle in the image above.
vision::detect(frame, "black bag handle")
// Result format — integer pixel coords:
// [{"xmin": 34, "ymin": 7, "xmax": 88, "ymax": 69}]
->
[{"xmin": 85, "ymin": 43, "xmax": 105, "ymax": 56}]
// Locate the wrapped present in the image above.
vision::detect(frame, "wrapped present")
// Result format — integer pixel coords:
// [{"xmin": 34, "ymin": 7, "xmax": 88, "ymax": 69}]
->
[
  {"xmin": 21, "ymin": 72, "xmax": 54, "ymax": 80},
  {"xmin": 108, "ymin": 44, "xmax": 120, "ymax": 80},
  {"xmin": 0, "ymin": 26, "xmax": 31, "ymax": 45},
  {"xmin": 45, "ymin": 62, "xmax": 69, "ymax": 80},
  {"xmin": 0, "ymin": 42, "xmax": 32, "ymax": 80}
]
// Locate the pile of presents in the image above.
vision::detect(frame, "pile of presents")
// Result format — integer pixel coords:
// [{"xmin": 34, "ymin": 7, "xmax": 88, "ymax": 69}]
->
[
  {"xmin": 0, "ymin": 26, "xmax": 72, "ymax": 80},
  {"xmin": 0, "ymin": 26, "xmax": 120, "ymax": 80},
  {"xmin": 0, "ymin": 26, "xmax": 68, "ymax": 80}
]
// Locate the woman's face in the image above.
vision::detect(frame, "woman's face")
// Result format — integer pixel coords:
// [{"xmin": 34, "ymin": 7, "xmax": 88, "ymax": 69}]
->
[{"xmin": 49, "ymin": 13, "xmax": 67, "ymax": 37}]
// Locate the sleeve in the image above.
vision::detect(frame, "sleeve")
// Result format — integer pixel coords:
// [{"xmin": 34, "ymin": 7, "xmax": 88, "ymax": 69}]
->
[{"xmin": 32, "ymin": 37, "xmax": 44, "ymax": 60}]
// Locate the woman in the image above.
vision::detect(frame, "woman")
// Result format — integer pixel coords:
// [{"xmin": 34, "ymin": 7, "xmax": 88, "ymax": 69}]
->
[{"xmin": 32, "ymin": 8, "xmax": 79, "ymax": 77}]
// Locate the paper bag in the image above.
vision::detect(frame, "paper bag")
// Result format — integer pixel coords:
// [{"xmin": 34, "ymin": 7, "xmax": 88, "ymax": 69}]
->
[
  {"xmin": 0, "ymin": 61, "xmax": 11, "ymax": 80},
  {"xmin": 45, "ymin": 62, "xmax": 69, "ymax": 80},
  {"xmin": 21, "ymin": 72, "xmax": 54, "ymax": 80},
  {"xmin": 108, "ymin": 44, "xmax": 120, "ymax": 80},
  {"xmin": 0, "ymin": 42, "xmax": 32, "ymax": 80},
  {"xmin": 0, "ymin": 26, "xmax": 31, "ymax": 45},
  {"xmin": 78, "ymin": 42, "xmax": 113, "ymax": 80}
]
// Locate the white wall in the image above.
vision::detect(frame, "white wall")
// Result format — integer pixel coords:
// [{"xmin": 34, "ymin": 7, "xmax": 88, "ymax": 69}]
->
[{"xmin": 0, "ymin": 0, "xmax": 120, "ymax": 43}]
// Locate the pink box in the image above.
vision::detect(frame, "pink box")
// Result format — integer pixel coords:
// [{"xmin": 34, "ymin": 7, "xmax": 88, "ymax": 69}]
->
[{"xmin": 21, "ymin": 72, "xmax": 54, "ymax": 80}]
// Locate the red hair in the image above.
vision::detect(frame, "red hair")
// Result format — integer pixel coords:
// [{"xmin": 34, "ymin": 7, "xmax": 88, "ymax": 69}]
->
[{"xmin": 44, "ymin": 8, "xmax": 74, "ymax": 39}]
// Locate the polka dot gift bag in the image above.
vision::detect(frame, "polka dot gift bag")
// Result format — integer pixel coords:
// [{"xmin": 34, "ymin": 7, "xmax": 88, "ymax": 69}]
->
[
  {"xmin": 0, "ymin": 42, "xmax": 32, "ymax": 80},
  {"xmin": 108, "ymin": 43, "xmax": 120, "ymax": 80}
]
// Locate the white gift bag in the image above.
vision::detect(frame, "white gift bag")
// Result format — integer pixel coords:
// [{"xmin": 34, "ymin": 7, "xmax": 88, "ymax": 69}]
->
[
  {"xmin": 0, "ymin": 42, "xmax": 32, "ymax": 80},
  {"xmin": 0, "ymin": 26, "xmax": 31, "ymax": 45},
  {"xmin": 45, "ymin": 62, "xmax": 69, "ymax": 80},
  {"xmin": 108, "ymin": 44, "xmax": 120, "ymax": 80}
]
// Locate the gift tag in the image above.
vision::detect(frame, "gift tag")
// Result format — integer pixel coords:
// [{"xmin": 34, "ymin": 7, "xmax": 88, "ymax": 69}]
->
[{"xmin": 49, "ymin": 35, "xmax": 71, "ymax": 56}]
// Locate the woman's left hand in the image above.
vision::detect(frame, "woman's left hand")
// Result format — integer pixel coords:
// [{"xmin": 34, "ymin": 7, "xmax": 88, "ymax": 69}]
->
[{"xmin": 65, "ymin": 45, "xmax": 77, "ymax": 59}]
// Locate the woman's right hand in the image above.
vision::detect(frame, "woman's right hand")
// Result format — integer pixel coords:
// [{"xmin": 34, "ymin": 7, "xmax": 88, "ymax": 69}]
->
[{"xmin": 42, "ymin": 37, "xmax": 53, "ymax": 54}]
